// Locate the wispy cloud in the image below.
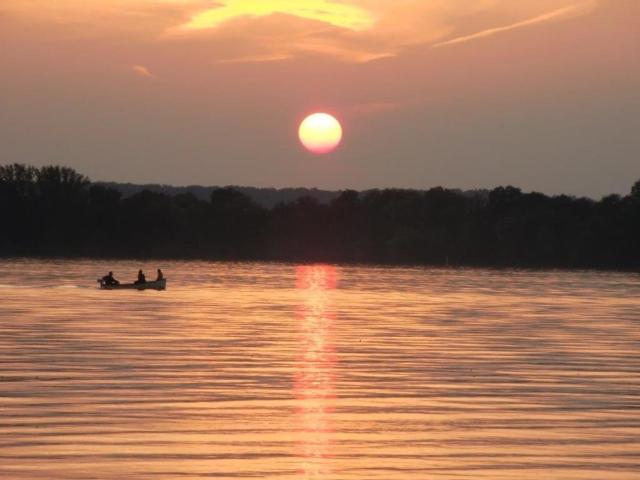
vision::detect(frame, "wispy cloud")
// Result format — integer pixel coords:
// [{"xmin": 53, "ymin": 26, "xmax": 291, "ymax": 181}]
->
[
  {"xmin": 132, "ymin": 65, "xmax": 156, "ymax": 78},
  {"xmin": 433, "ymin": 1, "xmax": 597, "ymax": 48},
  {"xmin": 163, "ymin": 0, "xmax": 600, "ymax": 63},
  {"xmin": 2, "ymin": 0, "xmax": 602, "ymax": 63},
  {"xmin": 174, "ymin": 0, "xmax": 376, "ymax": 33}
]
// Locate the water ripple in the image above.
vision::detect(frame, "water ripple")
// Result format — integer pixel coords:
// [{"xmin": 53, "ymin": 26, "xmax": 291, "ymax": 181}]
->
[{"xmin": 0, "ymin": 260, "xmax": 638, "ymax": 479}]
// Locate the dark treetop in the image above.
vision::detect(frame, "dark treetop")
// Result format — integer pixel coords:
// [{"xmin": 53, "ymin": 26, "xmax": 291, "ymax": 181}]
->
[{"xmin": 1, "ymin": 164, "xmax": 639, "ymax": 269}]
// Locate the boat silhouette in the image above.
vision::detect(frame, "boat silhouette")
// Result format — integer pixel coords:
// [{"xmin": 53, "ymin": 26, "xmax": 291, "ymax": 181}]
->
[{"xmin": 97, "ymin": 278, "xmax": 166, "ymax": 291}]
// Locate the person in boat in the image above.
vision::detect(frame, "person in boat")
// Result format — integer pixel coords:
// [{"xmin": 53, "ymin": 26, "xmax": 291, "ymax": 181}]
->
[
  {"xmin": 156, "ymin": 269, "xmax": 164, "ymax": 281},
  {"xmin": 102, "ymin": 271, "xmax": 119, "ymax": 286},
  {"xmin": 134, "ymin": 269, "xmax": 146, "ymax": 285}
]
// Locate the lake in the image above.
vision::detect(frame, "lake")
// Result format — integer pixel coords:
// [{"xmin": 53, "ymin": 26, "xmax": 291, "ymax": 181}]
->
[{"xmin": 1, "ymin": 259, "xmax": 639, "ymax": 479}]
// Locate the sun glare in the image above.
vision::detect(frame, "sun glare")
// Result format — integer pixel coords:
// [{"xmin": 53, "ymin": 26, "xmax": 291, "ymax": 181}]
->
[{"xmin": 298, "ymin": 113, "xmax": 343, "ymax": 155}]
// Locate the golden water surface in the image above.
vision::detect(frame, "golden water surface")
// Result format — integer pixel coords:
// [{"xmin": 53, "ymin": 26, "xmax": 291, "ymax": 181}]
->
[{"xmin": 1, "ymin": 260, "xmax": 639, "ymax": 479}]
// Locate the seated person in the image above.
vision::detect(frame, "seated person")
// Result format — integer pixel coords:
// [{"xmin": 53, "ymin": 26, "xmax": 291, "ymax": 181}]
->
[
  {"xmin": 156, "ymin": 269, "xmax": 164, "ymax": 281},
  {"xmin": 102, "ymin": 272, "xmax": 119, "ymax": 286},
  {"xmin": 134, "ymin": 269, "xmax": 146, "ymax": 285}
]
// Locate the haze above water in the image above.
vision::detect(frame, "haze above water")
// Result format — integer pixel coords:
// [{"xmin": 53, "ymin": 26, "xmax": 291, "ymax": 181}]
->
[{"xmin": 1, "ymin": 260, "xmax": 639, "ymax": 479}]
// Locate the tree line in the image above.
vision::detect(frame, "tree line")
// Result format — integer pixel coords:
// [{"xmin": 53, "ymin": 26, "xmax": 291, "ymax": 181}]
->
[{"xmin": 1, "ymin": 163, "xmax": 639, "ymax": 269}]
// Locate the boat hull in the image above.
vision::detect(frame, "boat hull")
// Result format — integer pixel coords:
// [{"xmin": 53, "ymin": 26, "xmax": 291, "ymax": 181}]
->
[{"xmin": 99, "ymin": 279, "xmax": 166, "ymax": 291}]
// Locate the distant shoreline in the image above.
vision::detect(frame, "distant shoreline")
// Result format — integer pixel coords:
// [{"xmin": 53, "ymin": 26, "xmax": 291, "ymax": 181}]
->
[
  {"xmin": 2, "ymin": 254, "xmax": 638, "ymax": 275},
  {"xmin": 2, "ymin": 163, "xmax": 639, "ymax": 272}
]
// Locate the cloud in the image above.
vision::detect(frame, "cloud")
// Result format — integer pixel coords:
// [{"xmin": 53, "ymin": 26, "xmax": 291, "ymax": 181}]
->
[
  {"xmin": 163, "ymin": 0, "xmax": 601, "ymax": 63},
  {"xmin": 2, "ymin": 0, "xmax": 602, "ymax": 63},
  {"xmin": 433, "ymin": 1, "xmax": 597, "ymax": 48},
  {"xmin": 0, "ymin": 0, "xmax": 211, "ymax": 37},
  {"xmin": 132, "ymin": 65, "xmax": 156, "ymax": 78},
  {"xmin": 175, "ymin": 0, "xmax": 376, "ymax": 33}
]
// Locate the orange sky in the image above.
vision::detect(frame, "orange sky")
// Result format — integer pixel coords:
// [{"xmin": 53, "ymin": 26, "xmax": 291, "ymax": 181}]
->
[{"xmin": 1, "ymin": 0, "xmax": 638, "ymax": 196}]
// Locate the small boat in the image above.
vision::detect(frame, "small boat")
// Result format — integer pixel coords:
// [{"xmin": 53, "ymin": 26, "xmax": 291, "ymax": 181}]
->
[{"xmin": 98, "ymin": 279, "xmax": 167, "ymax": 291}]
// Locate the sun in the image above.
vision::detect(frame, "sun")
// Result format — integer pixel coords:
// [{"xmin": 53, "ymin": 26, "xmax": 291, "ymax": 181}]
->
[{"xmin": 298, "ymin": 113, "xmax": 343, "ymax": 154}]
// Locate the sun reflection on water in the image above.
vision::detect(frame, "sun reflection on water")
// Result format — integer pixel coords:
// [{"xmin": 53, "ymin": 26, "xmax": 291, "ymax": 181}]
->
[{"xmin": 294, "ymin": 265, "xmax": 338, "ymax": 479}]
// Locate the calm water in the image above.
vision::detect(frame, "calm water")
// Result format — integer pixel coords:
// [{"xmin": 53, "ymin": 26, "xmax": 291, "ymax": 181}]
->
[{"xmin": 1, "ymin": 260, "xmax": 639, "ymax": 479}]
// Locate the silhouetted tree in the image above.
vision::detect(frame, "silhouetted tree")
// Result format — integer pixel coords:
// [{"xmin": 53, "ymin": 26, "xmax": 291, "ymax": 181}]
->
[
  {"xmin": 631, "ymin": 179, "xmax": 640, "ymax": 201},
  {"xmin": 210, "ymin": 187, "xmax": 268, "ymax": 259},
  {"xmin": 1, "ymin": 163, "xmax": 639, "ymax": 269}
]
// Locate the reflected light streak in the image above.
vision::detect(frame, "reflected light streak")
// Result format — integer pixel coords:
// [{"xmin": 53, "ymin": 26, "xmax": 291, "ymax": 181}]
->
[{"xmin": 294, "ymin": 265, "xmax": 338, "ymax": 479}]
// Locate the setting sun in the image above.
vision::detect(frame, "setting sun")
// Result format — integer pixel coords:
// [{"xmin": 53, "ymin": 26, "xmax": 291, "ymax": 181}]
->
[{"xmin": 298, "ymin": 113, "xmax": 343, "ymax": 155}]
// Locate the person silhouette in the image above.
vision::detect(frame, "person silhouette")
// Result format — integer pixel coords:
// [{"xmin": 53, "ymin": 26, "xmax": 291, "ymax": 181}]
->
[
  {"xmin": 135, "ymin": 269, "xmax": 146, "ymax": 285},
  {"xmin": 156, "ymin": 269, "xmax": 164, "ymax": 281},
  {"xmin": 101, "ymin": 271, "xmax": 119, "ymax": 286}
]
